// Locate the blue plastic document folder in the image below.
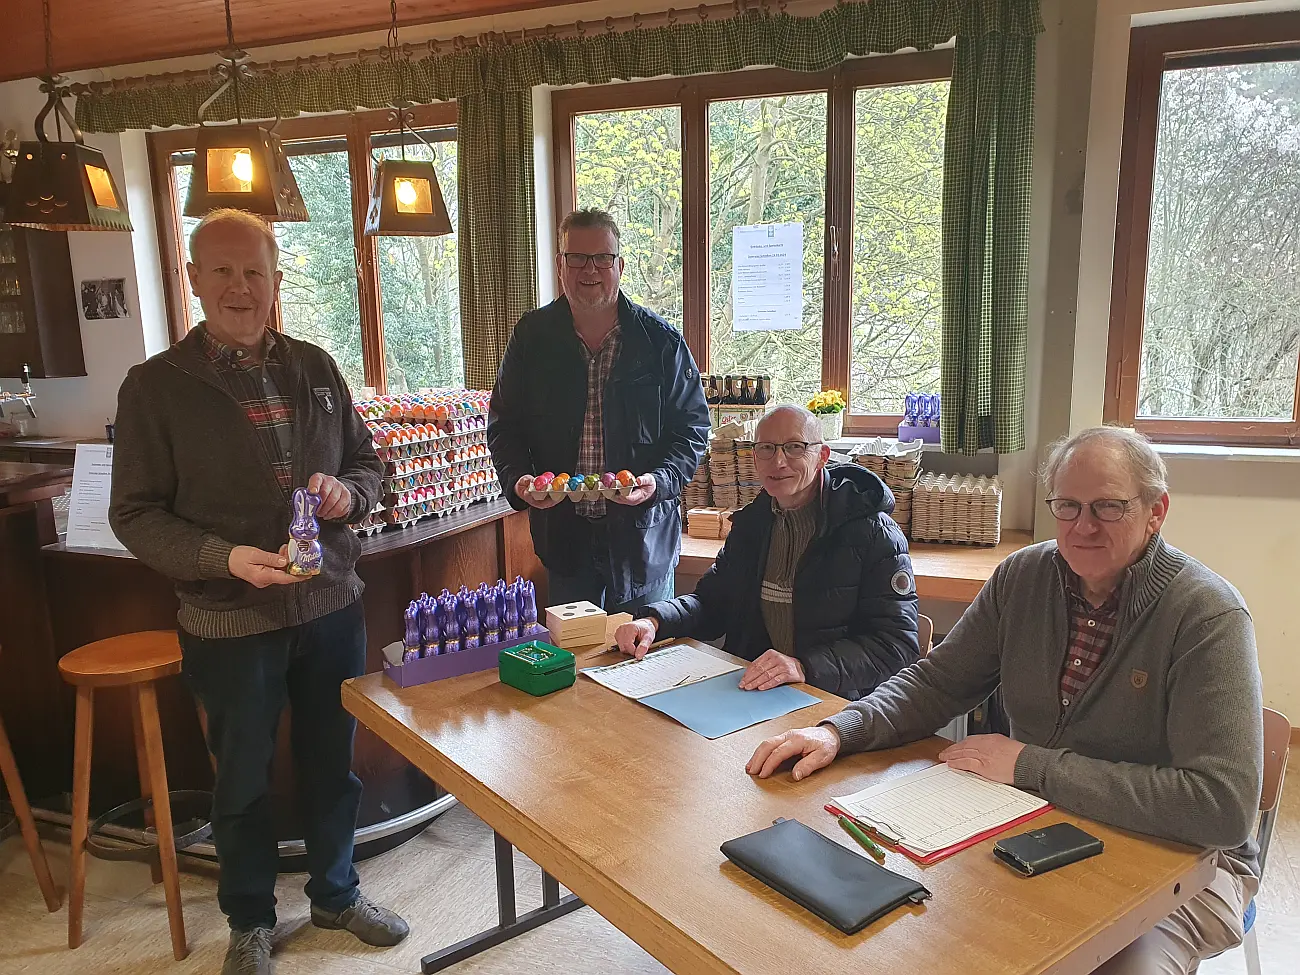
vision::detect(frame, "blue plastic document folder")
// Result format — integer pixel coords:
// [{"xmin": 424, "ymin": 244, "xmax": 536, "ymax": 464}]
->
[{"xmin": 639, "ymin": 670, "xmax": 820, "ymax": 739}]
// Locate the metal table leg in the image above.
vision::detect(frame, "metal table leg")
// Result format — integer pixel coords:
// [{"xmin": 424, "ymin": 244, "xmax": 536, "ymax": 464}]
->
[{"xmin": 420, "ymin": 831, "xmax": 584, "ymax": 973}]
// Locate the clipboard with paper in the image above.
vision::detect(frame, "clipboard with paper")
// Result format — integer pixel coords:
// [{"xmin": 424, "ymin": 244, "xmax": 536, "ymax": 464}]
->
[{"xmin": 831, "ymin": 763, "xmax": 1051, "ymax": 865}]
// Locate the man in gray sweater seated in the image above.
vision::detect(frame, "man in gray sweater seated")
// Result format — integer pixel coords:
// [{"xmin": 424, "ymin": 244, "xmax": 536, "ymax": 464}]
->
[{"xmin": 748, "ymin": 426, "xmax": 1263, "ymax": 975}]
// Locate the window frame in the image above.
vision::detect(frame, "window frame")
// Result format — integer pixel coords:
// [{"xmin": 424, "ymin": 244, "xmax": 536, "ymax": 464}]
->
[
  {"xmin": 552, "ymin": 50, "xmax": 953, "ymax": 435},
  {"xmin": 1105, "ymin": 13, "xmax": 1300, "ymax": 446},
  {"xmin": 147, "ymin": 101, "xmax": 458, "ymax": 394}
]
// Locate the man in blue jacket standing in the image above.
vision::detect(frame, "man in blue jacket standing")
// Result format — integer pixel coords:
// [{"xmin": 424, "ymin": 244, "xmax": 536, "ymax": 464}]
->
[{"xmin": 489, "ymin": 208, "xmax": 710, "ymax": 614}]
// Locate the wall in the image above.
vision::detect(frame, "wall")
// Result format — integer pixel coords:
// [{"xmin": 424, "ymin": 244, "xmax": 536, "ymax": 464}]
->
[
  {"xmin": 0, "ymin": 78, "xmax": 153, "ymax": 437},
  {"xmin": 1069, "ymin": 0, "xmax": 1300, "ymax": 717}
]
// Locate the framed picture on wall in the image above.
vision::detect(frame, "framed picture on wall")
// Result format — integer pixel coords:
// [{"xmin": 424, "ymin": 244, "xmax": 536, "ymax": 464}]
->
[{"xmin": 80, "ymin": 278, "xmax": 129, "ymax": 320}]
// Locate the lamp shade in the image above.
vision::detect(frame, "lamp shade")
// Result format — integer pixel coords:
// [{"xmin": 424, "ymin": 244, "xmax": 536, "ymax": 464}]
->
[
  {"xmin": 364, "ymin": 158, "xmax": 452, "ymax": 237},
  {"xmin": 183, "ymin": 124, "xmax": 307, "ymax": 221},
  {"xmin": 4, "ymin": 140, "xmax": 133, "ymax": 232}
]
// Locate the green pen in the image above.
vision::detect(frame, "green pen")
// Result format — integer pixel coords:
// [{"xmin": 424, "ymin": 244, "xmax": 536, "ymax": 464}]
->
[{"xmin": 838, "ymin": 815, "xmax": 886, "ymax": 861}]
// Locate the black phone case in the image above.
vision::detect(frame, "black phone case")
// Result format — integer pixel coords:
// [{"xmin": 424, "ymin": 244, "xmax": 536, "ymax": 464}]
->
[{"xmin": 993, "ymin": 822, "xmax": 1104, "ymax": 876}]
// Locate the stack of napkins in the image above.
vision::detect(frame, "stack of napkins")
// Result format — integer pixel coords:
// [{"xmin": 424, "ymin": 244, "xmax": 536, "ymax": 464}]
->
[
  {"xmin": 544, "ymin": 601, "xmax": 608, "ymax": 649},
  {"xmin": 687, "ymin": 507, "xmax": 733, "ymax": 540}
]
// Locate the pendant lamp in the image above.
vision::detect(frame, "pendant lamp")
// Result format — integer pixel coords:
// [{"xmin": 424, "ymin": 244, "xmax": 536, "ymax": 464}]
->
[
  {"xmin": 182, "ymin": 0, "xmax": 307, "ymax": 221},
  {"xmin": 363, "ymin": 1, "xmax": 452, "ymax": 237},
  {"xmin": 3, "ymin": 0, "xmax": 132, "ymax": 232}
]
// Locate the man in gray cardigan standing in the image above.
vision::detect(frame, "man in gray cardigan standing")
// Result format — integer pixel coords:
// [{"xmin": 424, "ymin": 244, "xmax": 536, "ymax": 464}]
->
[
  {"xmin": 749, "ymin": 427, "xmax": 1263, "ymax": 974},
  {"xmin": 110, "ymin": 209, "xmax": 407, "ymax": 975}
]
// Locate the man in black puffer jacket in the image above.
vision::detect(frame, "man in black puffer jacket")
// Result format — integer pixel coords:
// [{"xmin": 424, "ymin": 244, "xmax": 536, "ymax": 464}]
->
[{"xmin": 615, "ymin": 405, "xmax": 919, "ymax": 699}]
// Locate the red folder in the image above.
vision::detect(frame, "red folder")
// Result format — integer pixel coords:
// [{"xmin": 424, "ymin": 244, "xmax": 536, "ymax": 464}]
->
[{"xmin": 825, "ymin": 802, "xmax": 1053, "ymax": 866}]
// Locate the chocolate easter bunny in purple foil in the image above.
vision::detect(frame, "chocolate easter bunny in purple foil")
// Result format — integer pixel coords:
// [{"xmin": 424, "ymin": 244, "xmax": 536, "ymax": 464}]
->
[
  {"xmin": 287, "ymin": 487, "xmax": 323, "ymax": 577},
  {"xmin": 418, "ymin": 595, "xmax": 440, "ymax": 655},
  {"xmin": 502, "ymin": 583, "xmax": 520, "ymax": 641},
  {"xmin": 440, "ymin": 594, "xmax": 461, "ymax": 653},
  {"xmin": 459, "ymin": 590, "xmax": 480, "ymax": 649},
  {"xmin": 519, "ymin": 579, "xmax": 540, "ymax": 635},
  {"xmin": 480, "ymin": 584, "xmax": 500, "ymax": 644},
  {"xmin": 402, "ymin": 604, "xmax": 422, "ymax": 663}
]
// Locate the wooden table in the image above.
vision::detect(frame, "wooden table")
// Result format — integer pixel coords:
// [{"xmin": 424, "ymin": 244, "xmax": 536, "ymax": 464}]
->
[
  {"xmin": 343, "ymin": 636, "xmax": 1214, "ymax": 975},
  {"xmin": 678, "ymin": 529, "xmax": 1035, "ymax": 604}
]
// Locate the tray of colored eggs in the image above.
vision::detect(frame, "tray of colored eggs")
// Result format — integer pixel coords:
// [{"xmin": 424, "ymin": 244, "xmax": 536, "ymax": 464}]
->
[{"xmin": 523, "ymin": 470, "xmax": 638, "ymax": 502}]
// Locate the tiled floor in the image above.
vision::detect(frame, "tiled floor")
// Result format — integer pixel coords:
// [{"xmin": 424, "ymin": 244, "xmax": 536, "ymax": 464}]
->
[{"xmin": 1, "ymin": 755, "xmax": 1296, "ymax": 974}]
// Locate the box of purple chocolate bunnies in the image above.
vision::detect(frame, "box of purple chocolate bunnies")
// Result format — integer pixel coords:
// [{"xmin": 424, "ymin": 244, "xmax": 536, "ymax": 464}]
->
[{"xmin": 380, "ymin": 630, "xmax": 552, "ymax": 688}]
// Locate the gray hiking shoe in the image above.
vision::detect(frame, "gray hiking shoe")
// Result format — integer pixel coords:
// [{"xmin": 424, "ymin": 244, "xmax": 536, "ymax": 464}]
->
[
  {"xmin": 311, "ymin": 894, "xmax": 409, "ymax": 947},
  {"xmin": 222, "ymin": 927, "xmax": 272, "ymax": 975}
]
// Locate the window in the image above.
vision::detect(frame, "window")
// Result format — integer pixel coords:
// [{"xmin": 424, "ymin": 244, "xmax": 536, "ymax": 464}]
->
[
  {"xmin": 1108, "ymin": 14, "xmax": 1300, "ymax": 445},
  {"xmin": 555, "ymin": 55, "xmax": 952, "ymax": 433},
  {"xmin": 149, "ymin": 104, "xmax": 461, "ymax": 394},
  {"xmin": 573, "ymin": 106, "xmax": 683, "ymax": 328},
  {"xmin": 372, "ymin": 130, "xmax": 462, "ymax": 393},
  {"xmin": 709, "ymin": 94, "xmax": 827, "ymax": 407}
]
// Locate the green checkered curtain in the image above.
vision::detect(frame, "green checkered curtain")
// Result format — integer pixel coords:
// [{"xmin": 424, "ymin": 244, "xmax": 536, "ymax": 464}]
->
[
  {"xmin": 458, "ymin": 92, "xmax": 537, "ymax": 392},
  {"xmin": 940, "ymin": 21, "xmax": 1037, "ymax": 454},
  {"xmin": 74, "ymin": 3, "xmax": 1044, "ymax": 130}
]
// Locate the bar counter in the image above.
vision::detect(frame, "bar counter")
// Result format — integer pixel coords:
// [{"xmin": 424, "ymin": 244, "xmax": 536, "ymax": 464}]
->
[{"xmin": 7, "ymin": 494, "xmax": 542, "ymax": 850}]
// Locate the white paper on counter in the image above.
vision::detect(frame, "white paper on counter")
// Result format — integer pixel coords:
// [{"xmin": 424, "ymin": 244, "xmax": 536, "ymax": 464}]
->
[{"xmin": 66, "ymin": 443, "xmax": 128, "ymax": 551}]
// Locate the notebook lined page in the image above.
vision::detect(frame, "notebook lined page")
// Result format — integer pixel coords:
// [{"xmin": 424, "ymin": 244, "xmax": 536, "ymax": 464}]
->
[{"xmin": 833, "ymin": 764, "xmax": 1048, "ymax": 855}]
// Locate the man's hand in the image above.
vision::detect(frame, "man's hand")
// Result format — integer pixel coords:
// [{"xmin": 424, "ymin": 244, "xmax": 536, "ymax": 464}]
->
[
  {"xmin": 747, "ymin": 725, "xmax": 841, "ymax": 781},
  {"xmin": 308, "ymin": 472, "xmax": 352, "ymax": 520},
  {"xmin": 615, "ymin": 618, "xmax": 659, "ymax": 659},
  {"xmin": 229, "ymin": 545, "xmax": 304, "ymax": 588},
  {"xmin": 738, "ymin": 649, "xmax": 805, "ymax": 691},
  {"xmin": 611, "ymin": 474, "xmax": 656, "ymax": 506},
  {"xmin": 515, "ymin": 475, "xmax": 562, "ymax": 509},
  {"xmin": 938, "ymin": 734, "xmax": 1025, "ymax": 785}
]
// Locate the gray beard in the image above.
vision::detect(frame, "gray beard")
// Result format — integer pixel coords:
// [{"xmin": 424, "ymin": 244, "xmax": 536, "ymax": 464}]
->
[{"xmin": 567, "ymin": 287, "xmax": 618, "ymax": 313}]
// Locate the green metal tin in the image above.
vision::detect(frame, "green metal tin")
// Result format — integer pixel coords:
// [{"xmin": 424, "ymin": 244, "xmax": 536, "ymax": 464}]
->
[{"xmin": 498, "ymin": 640, "xmax": 576, "ymax": 696}]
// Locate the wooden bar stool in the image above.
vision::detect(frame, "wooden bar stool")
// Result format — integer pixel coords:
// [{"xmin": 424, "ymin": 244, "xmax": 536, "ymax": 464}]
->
[
  {"xmin": 59, "ymin": 631, "xmax": 190, "ymax": 961},
  {"xmin": 0, "ymin": 646, "xmax": 61, "ymax": 912}
]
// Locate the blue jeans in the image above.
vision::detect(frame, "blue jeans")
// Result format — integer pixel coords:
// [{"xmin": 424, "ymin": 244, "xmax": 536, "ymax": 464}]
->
[
  {"xmin": 179, "ymin": 601, "xmax": 365, "ymax": 931},
  {"xmin": 548, "ymin": 566, "xmax": 675, "ymax": 616}
]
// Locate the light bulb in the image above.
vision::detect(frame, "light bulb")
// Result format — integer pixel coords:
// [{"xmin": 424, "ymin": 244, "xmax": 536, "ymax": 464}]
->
[
  {"xmin": 395, "ymin": 179, "xmax": 418, "ymax": 207},
  {"xmin": 231, "ymin": 150, "xmax": 254, "ymax": 183}
]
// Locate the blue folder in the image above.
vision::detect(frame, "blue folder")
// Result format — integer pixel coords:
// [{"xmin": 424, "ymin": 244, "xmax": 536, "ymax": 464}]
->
[{"xmin": 639, "ymin": 670, "xmax": 820, "ymax": 739}]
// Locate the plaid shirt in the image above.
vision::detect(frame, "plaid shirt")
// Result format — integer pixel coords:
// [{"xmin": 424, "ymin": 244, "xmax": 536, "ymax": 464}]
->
[
  {"xmin": 574, "ymin": 325, "xmax": 621, "ymax": 518},
  {"xmin": 1058, "ymin": 559, "xmax": 1121, "ymax": 710},
  {"xmin": 197, "ymin": 325, "xmax": 295, "ymax": 496}
]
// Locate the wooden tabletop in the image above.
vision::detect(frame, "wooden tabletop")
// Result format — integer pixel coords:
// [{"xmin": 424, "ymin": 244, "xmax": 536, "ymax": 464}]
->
[
  {"xmin": 679, "ymin": 529, "xmax": 1036, "ymax": 603},
  {"xmin": 343, "ymin": 639, "xmax": 1213, "ymax": 975},
  {"xmin": 0, "ymin": 460, "xmax": 73, "ymax": 507}
]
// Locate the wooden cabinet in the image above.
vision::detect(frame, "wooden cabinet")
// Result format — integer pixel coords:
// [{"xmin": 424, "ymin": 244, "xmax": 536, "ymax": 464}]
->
[{"xmin": 0, "ymin": 184, "xmax": 85, "ymax": 379}]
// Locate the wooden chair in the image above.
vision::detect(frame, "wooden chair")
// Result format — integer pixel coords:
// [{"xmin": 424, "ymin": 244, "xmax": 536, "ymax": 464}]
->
[
  {"xmin": 59, "ymin": 631, "xmax": 189, "ymax": 961},
  {"xmin": 0, "ymin": 645, "xmax": 61, "ymax": 912},
  {"xmin": 1243, "ymin": 707, "xmax": 1290, "ymax": 975},
  {"xmin": 917, "ymin": 614, "xmax": 934, "ymax": 658}
]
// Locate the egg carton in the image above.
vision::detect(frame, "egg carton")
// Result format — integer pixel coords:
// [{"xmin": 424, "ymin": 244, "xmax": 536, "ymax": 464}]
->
[
  {"xmin": 385, "ymin": 449, "xmax": 491, "ymax": 478},
  {"xmin": 375, "ymin": 432, "xmax": 487, "ymax": 462},
  {"xmin": 527, "ymin": 485, "xmax": 635, "ymax": 503},
  {"xmin": 384, "ymin": 459, "xmax": 494, "ymax": 492}
]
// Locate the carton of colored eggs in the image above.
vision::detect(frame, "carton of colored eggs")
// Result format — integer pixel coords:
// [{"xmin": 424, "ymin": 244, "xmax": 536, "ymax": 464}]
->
[{"xmin": 522, "ymin": 470, "xmax": 638, "ymax": 502}]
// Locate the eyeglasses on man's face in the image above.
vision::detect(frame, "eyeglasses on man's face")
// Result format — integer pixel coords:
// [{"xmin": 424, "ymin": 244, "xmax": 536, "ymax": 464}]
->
[
  {"xmin": 754, "ymin": 440, "xmax": 823, "ymax": 462},
  {"xmin": 1046, "ymin": 498, "xmax": 1136, "ymax": 523},
  {"xmin": 561, "ymin": 252, "xmax": 619, "ymax": 269}
]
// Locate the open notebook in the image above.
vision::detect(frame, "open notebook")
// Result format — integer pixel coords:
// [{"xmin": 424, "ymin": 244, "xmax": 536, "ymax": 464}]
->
[{"xmin": 831, "ymin": 764, "xmax": 1051, "ymax": 864}]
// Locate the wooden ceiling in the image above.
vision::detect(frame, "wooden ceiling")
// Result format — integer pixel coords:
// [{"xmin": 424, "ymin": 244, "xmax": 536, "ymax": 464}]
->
[{"xmin": 0, "ymin": 0, "xmax": 563, "ymax": 83}]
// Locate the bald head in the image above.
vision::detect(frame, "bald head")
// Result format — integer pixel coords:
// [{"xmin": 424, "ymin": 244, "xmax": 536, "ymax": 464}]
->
[{"xmin": 756, "ymin": 404, "xmax": 821, "ymax": 444}]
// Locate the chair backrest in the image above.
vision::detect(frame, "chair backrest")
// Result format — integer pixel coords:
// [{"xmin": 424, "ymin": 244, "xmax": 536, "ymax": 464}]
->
[
  {"xmin": 1261, "ymin": 707, "xmax": 1290, "ymax": 813},
  {"xmin": 917, "ymin": 615, "xmax": 934, "ymax": 658}
]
